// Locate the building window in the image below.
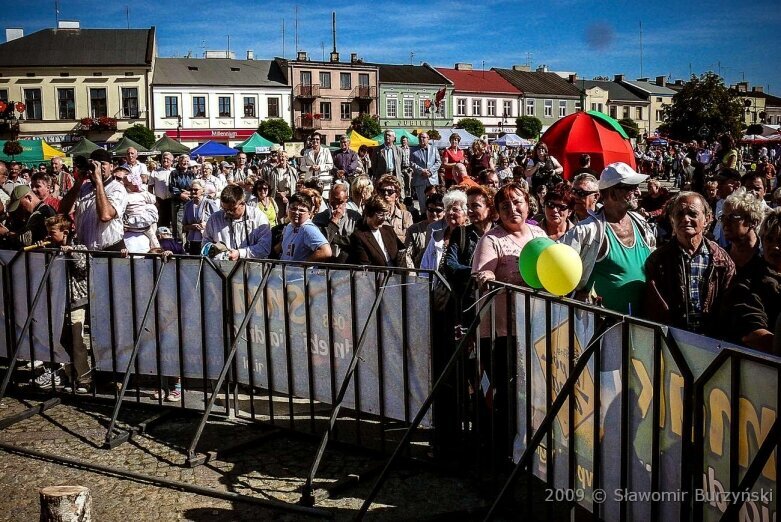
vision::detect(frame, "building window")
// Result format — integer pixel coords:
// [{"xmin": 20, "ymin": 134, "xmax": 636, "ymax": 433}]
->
[
  {"xmin": 544, "ymin": 99, "xmax": 553, "ymax": 117},
  {"xmin": 121, "ymin": 87, "xmax": 139, "ymax": 118},
  {"xmin": 486, "ymin": 99, "xmax": 496, "ymax": 117},
  {"xmin": 341, "ymin": 102, "xmax": 351, "ymax": 120},
  {"xmin": 359, "ymin": 73, "xmax": 369, "ymax": 87},
  {"xmin": 193, "ymin": 96, "xmax": 206, "ymax": 117},
  {"xmin": 419, "ymin": 99, "xmax": 427, "ymax": 116},
  {"xmin": 403, "ymin": 99, "xmax": 414, "ymax": 118},
  {"xmin": 300, "ymin": 71, "xmax": 312, "ymax": 85},
  {"xmin": 340, "ymin": 73, "xmax": 351, "ymax": 90},
  {"xmin": 57, "ymin": 88, "xmax": 75, "ymax": 120},
  {"xmin": 623, "ymin": 106, "xmax": 630, "ymax": 119},
  {"xmin": 656, "ymin": 110, "xmax": 664, "ymax": 121},
  {"xmin": 0, "ymin": 89, "xmax": 7, "ymax": 102},
  {"xmin": 386, "ymin": 98, "xmax": 397, "ymax": 118},
  {"xmin": 267, "ymin": 98, "xmax": 279, "ymax": 118},
  {"xmin": 24, "ymin": 89, "xmax": 42, "ymax": 120},
  {"xmin": 218, "ymin": 97, "xmax": 231, "ymax": 117},
  {"xmin": 575, "ymin": 101, "xmax": 582, "ymax": 112},
  {"xmin": 457, "ymin": 98, "xmax": 466, "ymax": 116},
  {"xmin": 90, "ymin": 88, "xmax": 107, "ymax": 118},
  {"xmin": 320, "ymin": 102, "xmax": 331, "ymax": 120},
  {"xmin": 503, "ymin": 100, "xmax": 512, "ymax": 118},
  {"xmin": 243, "ymin": 97, "xmax": 256, "ymax": 117},
  {"xmin": 526, "ymin": 99, "xmax": 535, "ymax": 116},
  {"xmin": 559, "ymin": 100, "xmax": 567, "ymax": 117},
  {"xmin": 472, "ymin": 99, "xmax": 481, "ymax": 116},
  {"xmin": 319, "ymin": 72, "xmax": 331, "ymax": 89},
  {"xmin": 609, "ymin": 105, "xmax": 617, "ymax": 119},
  {"xmin": 590, "ymin": 103, "xmax": 604, "ymax": 113},
  {"xmin": 636, "ymin": 107, "xmax": 643, "ymax": 120},
  {"xmin": 164, "ymin": 96, "xmax": 178, "ymax": 118}
]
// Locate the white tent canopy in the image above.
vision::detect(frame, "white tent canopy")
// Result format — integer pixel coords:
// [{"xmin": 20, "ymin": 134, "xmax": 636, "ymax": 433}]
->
[
  {"xmin": 433, "ymin": 128, "xmax": 478, "ymax": 149},
  {"xmin": 494, "ymin": 133, "xmax": 531, "ymax": 147}
]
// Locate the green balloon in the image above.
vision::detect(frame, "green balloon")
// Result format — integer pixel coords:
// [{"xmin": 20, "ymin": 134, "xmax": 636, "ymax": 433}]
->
[{"xmin": 518, "ymin": 237, "xmax": 555, "ymax": 289}]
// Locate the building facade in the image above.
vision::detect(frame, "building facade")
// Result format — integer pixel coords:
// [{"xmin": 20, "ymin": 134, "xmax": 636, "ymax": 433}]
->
[
  {"xmin": 276, "ymin": 52, "xmax": 379, "ymax": 144},
  {"xmin": 0, "ymin": 25, "xmax": 155, "ymax": 147},
  {"xmin": 494, "ymin": 66, "xmax": 582, "ymax": 133},
  {"xmin": 151, "ymin": 57, "xmax": 290, "ymax": 148},
  {"xmin": 617, "ymin": 76, "xmax": 676, "ymax": 135},
  {"xmin": 573, "ymin": 77, "xmax": 650, "ymax": 136},
  {"xmin": 731, "ymin": 82, "xmax": 769, "ymax": 127},
  {"xmin": 375, "ymin": 63, "xmax": 452, "ymax": 132}
]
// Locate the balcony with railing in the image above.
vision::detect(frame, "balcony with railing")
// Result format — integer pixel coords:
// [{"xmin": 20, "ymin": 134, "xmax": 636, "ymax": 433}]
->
[
  {"xmin": 351, "ymin": 85, "xmax": 377, "ymax": 99},
  {"xmin": 295, "ymin": 84, "xmax": 320, "ymax": 99},
  {"xmin": 297, "ymin": 114, "xmax": 322, "ymax": 130}
]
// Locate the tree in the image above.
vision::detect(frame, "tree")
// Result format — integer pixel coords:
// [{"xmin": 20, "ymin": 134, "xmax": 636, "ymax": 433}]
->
[
  {"xmin": 658, "ymin": 72, "xmax": 743, "ymax": 142},
  {"xmin": 455, "ymin": 118, "xmax": 485, "ymax": 137},
  {"xmin": 123, "ymin": 124, "xmax": 155, "ymax": 149},
  {"xmin": 427, "ymin": 129, "xmax": 441, "ymax": 140},
  {"xmin": 3, "ymin": 140, "xmax": 22, "ymax": 159},
  {"xmin": 258, "ymin": 118, "xmax": 293, "ymax": 144},
  {"xmin": 618, "ymin": 118, "xmax": 640, "ymax": 139},
  {"xmin": 516, "ymin": 116, "xmax": 543, "ymax": 139},
  {"xmin": 351, "ymin": 113, "xmax": 382, "ymax": 139}
]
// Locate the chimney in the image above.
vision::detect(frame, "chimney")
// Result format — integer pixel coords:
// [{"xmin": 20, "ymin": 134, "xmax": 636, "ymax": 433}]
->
[
  {"xmin": 614, "ymin": 74, "xmax": 624, "ymax": 82},
  {"xmin": 512, "ymin": 64, "xmax": 530, "ymax": 72},
  {"xmin": 674, "ymin": 79, "xmax": 684, "ymax": 86},
  {"xmin": 752, "ymin": 86, "xmax": 764, "ymax": 93},
  {"xmin": 57, "ymin": 20, "xmax": 79, "ymax": 29},
  {"xmin": 350, "ymin": 53, "xmax": 358, "ymax": 64},
  {"xmin": 655, "ymin": 75, "xmax": 666, "ymax": 87},
  {"xmin": 736, "ymin": 81, "xmax": 748, "ymax": 92},
  {"xmin": 297, "ymin": 51, "xmax": 308, "ymax": 61},
  {"xmin": 330, "ymin": 52, "xmax": 339, "ymax": 63},
  {"xmin": 5, "ymin": 28, "xmax": 23, "ymax": 42},
  {"xmin": 637, "ymin": 77, "xmax": 649, "ymax": 82},
  {"xmin": 454, "ymin": 63, "xmax": 473, "ymax": 71},
  {"xmin": 246, "ymin": 50, "xmax": 254, "ymax": 60},
  {"xmin": 568, "ymin": 74, "xmax": 577, "ymax": 83},
  {"xmin": 536, "ymin": 64, "xmax": 549, "ymax": 73}
]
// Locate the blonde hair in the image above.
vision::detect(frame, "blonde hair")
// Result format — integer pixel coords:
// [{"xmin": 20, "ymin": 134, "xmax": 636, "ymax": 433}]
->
[
  {"xmin": 724, "ymin": 188, "xmax": 764, "ymax": 228},
  {"xmin": 351, "ymin": 175, "xmax": 373, "ymax": 202}
]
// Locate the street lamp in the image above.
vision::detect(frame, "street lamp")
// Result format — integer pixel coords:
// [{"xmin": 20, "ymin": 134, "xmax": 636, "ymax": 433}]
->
[{"xmin": 177, "ymin": 115, "xmax": 182, "ymax": 140}]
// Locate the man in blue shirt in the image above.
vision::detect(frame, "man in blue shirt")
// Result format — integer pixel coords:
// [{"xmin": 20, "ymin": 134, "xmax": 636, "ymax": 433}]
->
[{"xmin": 281, "ymin": 193, "xmax": 332, "ymax": 262}]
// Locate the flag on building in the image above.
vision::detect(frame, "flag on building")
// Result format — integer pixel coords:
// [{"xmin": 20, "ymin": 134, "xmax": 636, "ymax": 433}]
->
[{"xmin": 434, "ymin": 87, "xmax": 446, "ymax": 108}]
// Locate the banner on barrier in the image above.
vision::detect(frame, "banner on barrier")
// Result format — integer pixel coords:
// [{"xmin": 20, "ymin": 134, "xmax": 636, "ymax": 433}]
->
[{"xmin": 514, "ymin": 294, "xmax": 778, "ymax": 522}]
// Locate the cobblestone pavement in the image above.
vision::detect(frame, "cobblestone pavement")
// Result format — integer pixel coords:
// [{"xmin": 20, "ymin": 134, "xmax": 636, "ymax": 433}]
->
[{"xmin": 0, "ymin": 389, "xmax": 494, "ymax": 521}]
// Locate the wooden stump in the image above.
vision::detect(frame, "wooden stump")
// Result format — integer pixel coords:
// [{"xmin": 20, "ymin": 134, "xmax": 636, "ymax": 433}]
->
[{"xmin": 39, "ymin": 486, "xmax": 92, "ymax": 522}]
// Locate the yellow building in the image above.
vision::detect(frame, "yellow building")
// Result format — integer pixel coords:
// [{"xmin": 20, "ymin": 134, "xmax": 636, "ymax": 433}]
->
[
  {"xmin": 0, "ymin": 24, "xmax": 155, "ymax": 148},
  {"xmin": 617, "ymin": 75, "xmax": 676, "ymax": 135},
  {"xmin": 732, "ymin": 82, "xmax": 768, "ymax": 126}
]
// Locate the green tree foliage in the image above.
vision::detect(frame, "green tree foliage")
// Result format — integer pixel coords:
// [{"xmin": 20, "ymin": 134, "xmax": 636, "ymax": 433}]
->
[
  {"xmin": 2, "ymin": 140, "xmax": 23, "ymax": 158},
  {"xmin": 351, "ymin": 114, "xmax": 382, "ymax": 139},
  {"xmin": 455, "ymin": 118, "xmax": 485, "ymax": 137},
  {"xmin": 123, "ymin": 124, "xmax": 156, "ymax": 149},
  {"xmin": 618, "ymin": 118, "xmax": 640, "ymax": 139},
  {"xmin": 427, "ymin": 129, "xmax": 441, "ymax": 140},
  {"xmin": 516, "ymin": 116, "xmax": 543, "ymax": 139},
  {"xmin": 658, "ymin": 72, "xmax": 743, "ymax": 142},
  {"xmin": 258, "ymin": 118, "xmax": 293, "ymax": 144}
]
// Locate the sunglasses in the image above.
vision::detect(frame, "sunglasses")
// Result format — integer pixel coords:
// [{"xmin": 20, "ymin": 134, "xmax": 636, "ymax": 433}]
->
[
  {"xmin": 572, "ymin": 188, "xmax": 597, "ymax": 197},
  {"xmin": 719, "ymin": 213, "xmax": 745, "ymax": 223},
  {"xmin": 379, "ymin": 188, "xmax": 396, "ymax": 195},
  {"xmin": 614, "ymin": 183, "xmax": 639, "ymax": 192},
  {"xmin": 545, "ymin": 201, "xmax": 569, "ymax": 212},
  {"xmin": 427, "ymin": 206, "xmax": 445, "ymax": 213}
]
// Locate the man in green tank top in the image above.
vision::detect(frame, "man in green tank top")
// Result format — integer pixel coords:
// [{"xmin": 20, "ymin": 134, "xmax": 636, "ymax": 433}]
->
[{"xmin": 560, "ymin": 162, "xmax": 656, "ymax": 315}]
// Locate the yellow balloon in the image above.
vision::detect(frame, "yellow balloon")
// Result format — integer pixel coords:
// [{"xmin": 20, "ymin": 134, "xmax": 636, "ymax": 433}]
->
[{"xmin": 537, "ymin": 243, "xmax": 583, "ymax": 296}]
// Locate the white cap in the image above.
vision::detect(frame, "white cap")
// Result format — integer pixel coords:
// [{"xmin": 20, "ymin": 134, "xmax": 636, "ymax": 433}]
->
[{"xmin": 598, "ymin": 162, "xmax": 648, "ymax": 190}]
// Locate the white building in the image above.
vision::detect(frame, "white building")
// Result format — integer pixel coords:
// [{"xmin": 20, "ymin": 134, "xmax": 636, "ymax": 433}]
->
[{"xmin": 151, "ymin": 57, "xmax": 291, "ymax": 148}]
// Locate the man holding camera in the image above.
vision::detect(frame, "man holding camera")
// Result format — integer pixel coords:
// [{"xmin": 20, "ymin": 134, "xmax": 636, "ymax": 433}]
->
[
  {"xmin": 60, "ymin": 149, "xmax": 128, "ymax": 252},
  {"xmin": 203, "ymin": 185, "xmax": 271, "ymax": 260}
]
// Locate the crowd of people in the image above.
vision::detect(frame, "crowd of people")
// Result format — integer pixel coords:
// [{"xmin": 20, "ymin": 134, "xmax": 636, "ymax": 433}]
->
[{"xmin": 2, "ymin": 130, "xmax": 781, "ymax": 396}]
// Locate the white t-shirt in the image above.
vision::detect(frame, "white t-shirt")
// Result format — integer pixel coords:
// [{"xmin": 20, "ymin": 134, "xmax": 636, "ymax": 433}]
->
[
  {"xmin": 149, "ymin": 167, "xmax": 173, "ymax": 200},
  {"xmin": 75, "ymin": 178, "xmax": 128, "ymax": 250}
]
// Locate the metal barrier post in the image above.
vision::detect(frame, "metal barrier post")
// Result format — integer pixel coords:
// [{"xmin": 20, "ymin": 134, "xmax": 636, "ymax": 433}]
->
[{"xmin": 184, "ymin": 262, "xmax": 271, "ymax": 466}]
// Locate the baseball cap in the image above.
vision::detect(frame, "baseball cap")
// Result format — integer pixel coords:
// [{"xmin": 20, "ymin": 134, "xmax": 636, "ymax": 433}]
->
[
  {"xmin": 89, "ymin": 148, "xmax": 112, "ymax": 163},
  {"xmin": 6, "ymin": 185, "xmax": 31, "ymax": 213},
  {"xmin": 220, "ymin": 161, "xmax": 233, "ymax": 169},
  {"xmin": 156, "ymin": 226, "xmax": 172, "ymax": 237},
  {"xmin": 598, "ymin": 162, "xmax": 648, "ymax": 190}
]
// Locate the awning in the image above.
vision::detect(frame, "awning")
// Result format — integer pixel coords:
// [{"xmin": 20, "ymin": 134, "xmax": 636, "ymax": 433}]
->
[
  {"xmin": 189, "ymin": 140, "xmax": 239, "ymax": 158},
  {"xmin": 110, "ymin": 136, "xmax": 151, "ymax": 156},
  {"xmin": 152, "ymin": 135, "xmax": 191, "ymax": 154},
  {"xmin": 0, "ymin": 139, "xmax": 66, "ymax": 163},
  {"xmin": 347, "ymin": 130, "xmax": 379, "ymax": 151},
  {"xmin": 66, "ymin": 138, "xmax": 100, "ymax": 157},
  {"xmin": 433, "ymin": 128, "xmax": 477, "ymax": 149},
  {"xmin": 371, "ymin": 128, "xmax": 419, "ymax": 146},
  {"xmin": 236, "ymin": 132, "xmax": 275, "ymax": 153},
  {"xmin": 494, "ymin": 133, "xmax": 531, "ymax": 147}
]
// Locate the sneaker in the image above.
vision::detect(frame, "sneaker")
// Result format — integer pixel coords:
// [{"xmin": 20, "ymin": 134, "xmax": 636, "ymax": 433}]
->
[
  {"xmin": 21, "ymin": 360, "xmax": 44, "ymax": 370},
  {"xmin": 34, "ymin": 369, "xmax": 62, "ymax": 388},
  {"xmin": 64, "ymin": 383, "xmax": 90, "ymax": 394},
  {"xmin": 151, "ymin": 389, "xmax": 165, "ymax": 400},
  {"xmin": 165, "ymin": 389, "xmax": 181, "ymax": 402}
]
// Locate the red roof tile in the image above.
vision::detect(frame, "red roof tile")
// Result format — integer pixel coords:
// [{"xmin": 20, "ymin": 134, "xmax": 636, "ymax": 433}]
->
[{"xmin": 435, "ymin": 68, "xmax": 521, "ymax": 95}]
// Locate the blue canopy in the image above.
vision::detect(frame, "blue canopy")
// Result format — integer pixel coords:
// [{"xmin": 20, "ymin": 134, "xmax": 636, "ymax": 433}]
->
[
  {"xmin": 189, "ymin": 140, "xmax": 238, "ymax": 158},
  {"xmin": 433, "ymin": 128, "xmax": 477, "ymax": 149},
  {"xmin": 495, "ymin": 133, "xmax": 531, "ymax": 147}
]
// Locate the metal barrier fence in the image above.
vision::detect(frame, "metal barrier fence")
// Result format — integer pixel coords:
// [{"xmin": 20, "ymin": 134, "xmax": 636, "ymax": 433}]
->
[{"xmin": 1, "ymin": 249, "xmax": 778, "ymax": 521}]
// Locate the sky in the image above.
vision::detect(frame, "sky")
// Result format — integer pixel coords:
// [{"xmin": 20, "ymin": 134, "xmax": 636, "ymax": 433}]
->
[{"xmin": 1, "ymin": 0, "xmax": 779, "ymax": 95}]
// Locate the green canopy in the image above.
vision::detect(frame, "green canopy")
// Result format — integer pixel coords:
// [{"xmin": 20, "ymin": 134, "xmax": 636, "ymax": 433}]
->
[
  {"xmin": 110, "ymin": 136, "xmax": 150, "ymax": 156},
  {"xmin": 66, "ymin": 138, "xmax": 100, "ymax": 157},
  {"xmin": 371, "ymin": 129, "xmax": 419, "ymax": 146},
  {"xmin": 586, "ymin": 110, "xmax": 630, "ymax": 140},
  {"xmin": 153, "ymin": 134, "xmax": 190, "ymax": 154},
  {"xmin": 0, "ymin": 139, "xmax": 65, "ymax": 163},
  {"xmin": 237, "ymin": 132, "xmax": 275, "ymax": 153}
]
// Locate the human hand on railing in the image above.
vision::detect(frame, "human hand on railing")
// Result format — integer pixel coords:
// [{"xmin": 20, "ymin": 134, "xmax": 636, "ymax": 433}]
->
[
  {"xmin": 472, "ymin": 270, "xmax": 495, "ymax": 289},
  {"xmin": 120, "ymin": 248, "xmax": 130, "ymax": 258}
]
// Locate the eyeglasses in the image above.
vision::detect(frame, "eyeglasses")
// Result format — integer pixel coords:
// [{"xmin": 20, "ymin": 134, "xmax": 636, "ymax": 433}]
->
[
  {"xmin": 545, "ymin": 201, "xmax": 570, "ymax": 212},
  {"xmin": 379, "ymin": 188, "xmax": 396, "ymax": 195},
  {"xmin": 719, "ymin": 213, "xmax": 745, "ymax": 223},
  {"xmin": 572, "ymin": 188, "xmax": 598, "ymax": 198},
  {"xmin": 427, "ymin": 206, "xmax": 445, "ymax": 213},
  {"xmin": 614, "ymin": 184, "xmax": 639, "ymax": 192}
]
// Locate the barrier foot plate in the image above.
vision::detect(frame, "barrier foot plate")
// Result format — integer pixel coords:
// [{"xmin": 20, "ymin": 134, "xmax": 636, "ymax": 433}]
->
[
  {"xmin": 298, "ymin": 486, "xmax": 315, "ymax": 507},
  {"xmin": 325, "ymin": 463, "xmax": 385, "ymax": 497},
  {"xmin": 0, "ymin": 397, "xmax": 61, "ymax": 430},
  {"xmin": 211, "ymin": 428, "xmax": 281, "ymax": 460},
  {"xmin": 104, "ymin": 430, "xmax": 130, "ymax": 449},
  {"xmin": 186, "ymin": 452, "xmax": 208, "ymax": 468},
  {"xmin": 129, "ymin": 409, "xmax": 174, "ymax": 436}
]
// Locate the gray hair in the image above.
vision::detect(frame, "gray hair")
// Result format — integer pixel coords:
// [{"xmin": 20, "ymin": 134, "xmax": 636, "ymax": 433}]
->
[
  {"xmin": 724, "ymin": 188, "xmax": 765, "ymax": 228},
  {"xmin": 669, "ymin": 191, "xmax": 713, "ymax": 222},
  {"xmin": 443, "ymin": 188, "xmax": 467, "ymax": 210},
  {"xmin": 759, "ymin": 207, "xmax": 781, "ymax": 241},
  {"xmin": 162, "ymin": 151, "xmax": 174, "ymax": 161},
  {"xmin": 572, "ymin": 172, "xmax": 598, "ymax": 189}
]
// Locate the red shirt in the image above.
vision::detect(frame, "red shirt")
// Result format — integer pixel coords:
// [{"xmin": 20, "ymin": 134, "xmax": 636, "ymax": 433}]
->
[{"xmin": 441, "ymin": 148, "xmax": 465, "ymax": 181}]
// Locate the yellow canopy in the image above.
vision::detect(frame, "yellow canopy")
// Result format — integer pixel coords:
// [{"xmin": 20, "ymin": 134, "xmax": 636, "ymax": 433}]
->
[
  {"xmin": 347, "ymin": 130, "xmax": 379, "ymax": 151},
  {"xmin": 42, "ymin": 141, "xmax": 66, "ymax": 160}
]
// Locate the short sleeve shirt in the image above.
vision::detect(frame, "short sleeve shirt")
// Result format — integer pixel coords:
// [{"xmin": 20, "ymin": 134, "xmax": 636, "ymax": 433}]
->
[{"xmin": 281, "ymin": 220, "xmax": 328, "ymax": 262}]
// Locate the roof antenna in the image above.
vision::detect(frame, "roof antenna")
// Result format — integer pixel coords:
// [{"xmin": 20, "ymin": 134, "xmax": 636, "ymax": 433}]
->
[
  {"xmin": 54, "ymin": 0, "xmax": 60, "ymax": 26},
  {"xmin": 282, "ymin": 18, "xmax": 285, "ymax": 59},
  {"xmin": 295, "ymin": 6, "xmax": 299, "ymax": 52},
  {"xmin": 126, "ymin": 6, "xmax": 130, "ymax": 29}
]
